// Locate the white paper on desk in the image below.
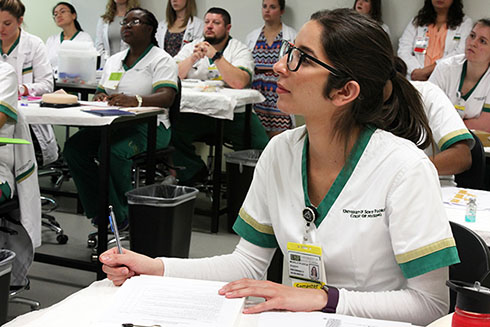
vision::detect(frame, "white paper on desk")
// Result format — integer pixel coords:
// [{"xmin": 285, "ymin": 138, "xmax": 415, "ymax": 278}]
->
[
  {"xmin": 257, "ymin": 312, "xmax": 412, "ymax": 327},
  {"xmin": 79, "ymin": 100, "xmax": 110, "ymax": 107},
  {"xmin": 442, "ymin": 186, "xmax": 490, "ymax": 210},
  {"xmin": 95, "ymin": 275, "xmax": 244, "ymax": 327}
]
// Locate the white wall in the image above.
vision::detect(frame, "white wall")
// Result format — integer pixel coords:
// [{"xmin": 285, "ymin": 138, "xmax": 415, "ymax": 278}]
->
[{"xmin": 21, "ymin": 0, "xmax": 490, "ymax": 50}]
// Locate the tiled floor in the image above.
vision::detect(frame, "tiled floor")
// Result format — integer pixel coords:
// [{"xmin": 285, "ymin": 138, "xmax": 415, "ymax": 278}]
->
[{"xmin": 6, "ymin": 185, "xmax": 240, "ymax": 323}]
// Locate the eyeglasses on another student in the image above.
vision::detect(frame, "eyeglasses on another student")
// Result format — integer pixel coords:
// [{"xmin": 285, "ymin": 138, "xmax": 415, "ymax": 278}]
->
[
  {"xmin": 120, "ymin": 19, "xmax": 148, "ymax": 28},
  {"xmin": 278, "ymin": 40, "xmax": 341, "ymax": 76}
]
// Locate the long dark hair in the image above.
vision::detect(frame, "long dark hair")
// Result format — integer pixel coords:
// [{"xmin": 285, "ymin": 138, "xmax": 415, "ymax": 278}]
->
[
  {"xmin": 126, "ymin": 7, "xmax": 159, "ymax": 47},
  {"xmin": 352, "ymin": 0, "xmax": 383, "ymax": 24},
  {"xmin": 413, "ymin": 0, "xmax": 465, "ymax": 30},
  {"xmin": 311, "ymin": 9, "xmax": 432, "ymax": 150},
  {"xmin": 53, "ymin": 2, "xmax": 83, "ymax": 31}
]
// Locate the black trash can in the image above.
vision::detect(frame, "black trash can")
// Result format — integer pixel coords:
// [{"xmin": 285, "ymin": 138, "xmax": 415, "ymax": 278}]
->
[
  {"xmin": 0, "ymin": 249, "xmax": 15, "ymax": 325},
  {"xmin": 225, "ymin": 150, "xmax": 262, "ymax": 233},
  {"xmin": 126, "ymin": 184, "xmax": 199, "ymax": 258}
]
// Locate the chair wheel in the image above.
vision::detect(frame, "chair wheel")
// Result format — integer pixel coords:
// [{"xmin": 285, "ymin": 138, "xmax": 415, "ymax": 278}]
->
[
  {"xmin": 87, "ymin": 235, "xmax": 97, "ymax": 248},
  {"xmin": 56, "ymin": 234, "xmax": 68, "ymax": 244}
]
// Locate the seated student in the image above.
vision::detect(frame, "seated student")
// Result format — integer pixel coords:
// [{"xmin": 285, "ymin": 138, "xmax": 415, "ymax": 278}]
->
[
  {"xmin": 353, "ymin": 0, "xmax": 390, "ymax": 36},
  {"xmin": 46, "ymin": 2, "xmax": 94, "ymax": 76},
  {"xmin": 398, "ymin": 0, "xmax": 472, "ymax": 81},
  {"xmin": 429, "ymin": 19, "xmax": 490, "ymax": 132},
  {"xmin": 0, "ymin": 60, "xmax": 41, "ymax": 287},
  {"xmin": 172, "ymin": 7, "xmax": 269, "ymax": 184},
  {"xmin": 64, "ymin": 8, "xmax": 178, "ymax": 228},
  {"xmin": 100, "ymin": 9, "xmax": 458, "ymax": 326},
  {"xmin": 95, "ymin": 0, "xmax": 140, "ymax": 66},
  {"xmin": 0, "ymin": 0, "xmax": 57, "ymax": 166},
  {"xmin": 156, "ymin": 0, "xmax": 203, "ymax": 57},
  {"xmin": 395, "ymin": 57, "xmax": 473, "ymax": 183}
]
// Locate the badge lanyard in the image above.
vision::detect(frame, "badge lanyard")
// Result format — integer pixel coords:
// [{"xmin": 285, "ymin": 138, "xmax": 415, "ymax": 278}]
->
[
  {"xmin": 287, "ymin": 205, "xmax": 327, "ymax": 289},
  {"xmin": 413, "ymin": 27, "xmax": 429, "ymax": 55}
]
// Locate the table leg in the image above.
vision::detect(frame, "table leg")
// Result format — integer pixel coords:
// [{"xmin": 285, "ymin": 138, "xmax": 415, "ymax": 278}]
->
[
  {"xmin": 211, "ymin": 120, "xmax": 224, "ymax": 233},
  {"xmin": 96, "ymin": 126, "xmax": 111, "ymax": 280},
  {"xmin": 244, "ymin": 104, "xmax": 252, "ymax": 149},
  {"xmin": 146, "ymin": 118, "xmax": 157, "ymax": 184}
]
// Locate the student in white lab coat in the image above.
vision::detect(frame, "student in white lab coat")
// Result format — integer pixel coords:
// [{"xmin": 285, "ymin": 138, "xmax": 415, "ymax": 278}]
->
[
  {"xmin": 156, "ymin": 0, "xmax": 203, "ymax": 57},
  {"xmin": 429, "ymin": 19, "xmax": 490, "ymax": 132},
  {"xmin": 398, "ymin": 0, "xmax": 472, "ymax": 81},
  {"xmin": 352, "ymin": 0, "xmax": 390, "ymax": 37},
  {"xmin": 95, "ymin": 0, "xmax": 140, "ymax": 65},
  {"xmin": 0, "ymin": 0, "xmax": 57, "ymax": 166},
  {"xmin": 100, "ymin": 9, "xmax": 459, "ymax": 326},
  {"xmin": 45, "ymin": 2, "xmax": 93, "ymax": 76}
]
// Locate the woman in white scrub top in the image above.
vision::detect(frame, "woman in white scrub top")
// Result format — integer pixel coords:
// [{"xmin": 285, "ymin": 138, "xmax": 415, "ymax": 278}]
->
[
  {"xmin": 0, "ymin": 0, "xmax": 57, "ymax": 166},
  {"xmin": 96, "ymin": 0, "xmax": 140, "ymax": 64},
  {"xmin": 156, "ymin": 0, "xmax": 203, "ymax": 57},
  {"xmin": 45, "ymin": 2, "xmax": 93, "ymax": 76},
  {"xmin": 398, "ymin": 0, "xmax": 472, "ymax": 81},
  {"xmin": 99, "ymin": 9, "xmax": 459, "ymax": 326},
  {"xmin": 429, "ymin": 19, "xmax": 490, "ymax": 132}
]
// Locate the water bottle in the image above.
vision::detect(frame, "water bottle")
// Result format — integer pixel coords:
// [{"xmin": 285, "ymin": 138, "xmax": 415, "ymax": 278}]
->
[{"xmin": 465, "ymin": 197, "xmax": 477, "ymax": 223}]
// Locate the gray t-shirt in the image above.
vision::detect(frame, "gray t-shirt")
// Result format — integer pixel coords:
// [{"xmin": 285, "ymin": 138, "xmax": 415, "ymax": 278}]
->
[{"xmin": 108, "ymin": 16, "xmax": 123, "ymax": 55}]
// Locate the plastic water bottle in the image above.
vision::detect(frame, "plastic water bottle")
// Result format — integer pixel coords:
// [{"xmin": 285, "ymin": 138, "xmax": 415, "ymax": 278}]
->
[{"xmin": 465, "ymin": 197, "xmax": 477, "ymax": 223}]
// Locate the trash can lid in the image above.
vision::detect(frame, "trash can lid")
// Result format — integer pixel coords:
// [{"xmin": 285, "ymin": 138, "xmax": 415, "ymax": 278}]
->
[
  {"xmin": 126, "ymin": 184, "xmax": 199, "ymax": 207},
  {"xmin": 0, "ymin": 249, "xmax": 15, "ymax": 277},
  {"xmin": 225, "ymin": 149, "xmax": 262, "ymax": 167}
]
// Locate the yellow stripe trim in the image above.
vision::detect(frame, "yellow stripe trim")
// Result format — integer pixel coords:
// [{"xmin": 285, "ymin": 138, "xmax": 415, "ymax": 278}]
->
[
  {"xmin": 239, "ymin": 207, "xmax": 274, "ymax": 235},
  {"xmin": 395, "ymin": 238, "xmax": 456, "ymax": 264},
  {"xmin": 484, "ymin": 103, "xmax": 490, "ymax": 109},
  {"xmin": 152, "ymin": 80, "xmax": 177, "ymax": 89},
  {"xmin": 438, "ymin": 129, "xmax": 470, "ymax": 149},
  {"xmin": 0, "ymin": 100, "xmax": 16, "ymax": 115},
  {"xmin": 16, "ymin": 164, "xmax": 36, "ymax": 183}
]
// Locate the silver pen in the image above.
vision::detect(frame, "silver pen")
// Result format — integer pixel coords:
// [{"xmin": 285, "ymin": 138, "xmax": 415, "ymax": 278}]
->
[{"xmin": 108, "ymin": 205, "xmax": 123, "ymax": 254}]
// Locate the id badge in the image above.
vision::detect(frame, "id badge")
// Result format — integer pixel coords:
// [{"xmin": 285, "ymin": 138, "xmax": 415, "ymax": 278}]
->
[
  {"xmin": 287, "ymin": 242, "xmax": 326, "ymax": 289},
  {"xmin": 414, "ymin": 36, "xmax": 429, "ymax": 54},
  {"xmin": 207, "ymin": 66, "xmax": 222, "ymax": 81},
  {"xmin": 103, "ymin": 72, "xmax": 124, "ymax": 90},
  {"xmin": 455, "ymin": 92, "xmax": 466, "ymax": 118}
]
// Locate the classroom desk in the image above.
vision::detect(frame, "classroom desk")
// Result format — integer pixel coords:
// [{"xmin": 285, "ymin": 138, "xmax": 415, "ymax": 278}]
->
[
  {"xmin": 54, "ymin": 81, "xmax": 97, "ymax": 101},
  {"xmin": 180, "ymin": 86, "xmax": 265, "ymax": 233},
  {"xmin": 21, "ymin": 104, "xmax": 164, "ymax": 279}
]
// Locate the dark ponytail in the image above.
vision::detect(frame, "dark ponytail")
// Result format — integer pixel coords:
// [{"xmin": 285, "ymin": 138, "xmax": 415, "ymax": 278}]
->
[
  {"xmin": 311, "ymin": 9, "xmax": 433, "ymax": 150},
  {"xmin": 53, "ymin": 2, "xmax": 84, "ymax": 31}
]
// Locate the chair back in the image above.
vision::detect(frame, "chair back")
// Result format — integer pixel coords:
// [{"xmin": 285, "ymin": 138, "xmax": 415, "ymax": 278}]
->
[
  {"xmin": 449, "ymin": 221, "xmax": 490, "ymax": 312},
  {"xmin": 169, "ymin": 78, "xmax": 182, "ymax": 126},
  {"xmin": 455, "ymin": 130, "xmax": 486, "ymax": 190}
]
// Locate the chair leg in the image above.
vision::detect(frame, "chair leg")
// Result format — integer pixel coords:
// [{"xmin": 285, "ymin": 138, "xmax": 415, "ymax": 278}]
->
[{"xmin": 9, "ymin": 297, "xmax": 40, "ymax": 311}]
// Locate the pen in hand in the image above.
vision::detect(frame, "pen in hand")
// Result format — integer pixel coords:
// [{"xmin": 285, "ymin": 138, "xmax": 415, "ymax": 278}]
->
[{"xmin": 108, "ymin": 205, "xmax": 123, "ymax": 254}]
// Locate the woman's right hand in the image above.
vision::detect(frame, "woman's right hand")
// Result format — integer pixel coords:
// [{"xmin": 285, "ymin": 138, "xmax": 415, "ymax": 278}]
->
[
  {"xmin": 93, "ymin": 93, "xmax": 108, "ymax": 102},
  {"xmin": 99, "ymin": 247, "xmax": 164, "ymax": 286}
]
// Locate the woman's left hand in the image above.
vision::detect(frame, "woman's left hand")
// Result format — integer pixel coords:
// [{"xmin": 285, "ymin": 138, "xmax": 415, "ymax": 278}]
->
[
  {"xmin": 107, "ymin": 93, "xmax": 137, "ymax": 107},
  {"xmin": 218, "ymin": 279, "xmax": 328, "ymax": 314}
]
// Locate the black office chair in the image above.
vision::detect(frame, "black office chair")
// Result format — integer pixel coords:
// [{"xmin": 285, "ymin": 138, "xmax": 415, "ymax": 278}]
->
[
  {"xmin": 455, "ymin": 130, "xmax": 486, "ymax": 190},
  {"xmin": 448, "ymin": 221, "xmax": 490, "ymax": 312},
  {"xmin": 0, "ymin": 197, "xmax": 40, "ymax": 311}
]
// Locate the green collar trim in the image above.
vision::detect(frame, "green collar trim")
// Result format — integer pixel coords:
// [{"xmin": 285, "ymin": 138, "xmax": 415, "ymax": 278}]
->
[
  {"xmin": 60, "ymin": 30, "xmax": 80, "ymax": 43},
  {"xmin": 122, "ymin": 44, "xmax": 154, "ymax": 71},
  {"xmin": 459, "ymin": 60, "xmax": 487, "ymax": 101},
  {"xmin": 0, "ymin": 31, "xmax": 21, "ymax": 56},
  {"xmin": 302, "ymin": 126, "xmax": 376, "ymax": 227},
  {"xmin": 208, "ymin": 36, "xmax": 232, "ymax": 65}
]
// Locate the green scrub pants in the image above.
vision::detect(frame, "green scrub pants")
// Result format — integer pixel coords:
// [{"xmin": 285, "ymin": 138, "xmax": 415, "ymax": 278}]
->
[
  {"xmin": 171, "ymin": 112, "xmax": 269, "ymax": 182},
  {"xmin": 64, "ymin": 123, "xmax": 171, "ymax": 225}
]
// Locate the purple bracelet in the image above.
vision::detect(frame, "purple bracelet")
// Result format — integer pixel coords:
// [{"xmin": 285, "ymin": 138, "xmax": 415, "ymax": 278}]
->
[{"xmin": 321, "ymin": 285, "xmax": 339, "ymax": 313}]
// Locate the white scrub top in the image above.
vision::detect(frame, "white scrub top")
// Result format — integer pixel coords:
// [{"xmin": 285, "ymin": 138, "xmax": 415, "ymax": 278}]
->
[
  {"xmin": 429, "ymin": 54, "xmax": 490, "ymax": 120},
  {"xmin": 234, "ymin": 125, "xmax": 459, "ymax": 290},
  {"xmin": 97, "ymin": 44, "xmax": 178, "ymax": 128}
]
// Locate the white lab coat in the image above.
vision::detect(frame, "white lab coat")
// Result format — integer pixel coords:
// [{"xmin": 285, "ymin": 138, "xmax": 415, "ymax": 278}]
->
[
  {"xmin": 245, "ymin": 23, "xmax": 297, "ymax": 50},
  {"xmin": 156, "ymin": 16, "xmax": 204, "ymax": 52},
  {"xmin": 397, "ymin": 15, "xmax": 473, "ymax": 77},
  {"xmin": 2, "ymin": 30, "xmax": 57, "ymax": 166},
  {"xmin": 95, "ymin": 17, "xmax": 129, "ymax": 64}
]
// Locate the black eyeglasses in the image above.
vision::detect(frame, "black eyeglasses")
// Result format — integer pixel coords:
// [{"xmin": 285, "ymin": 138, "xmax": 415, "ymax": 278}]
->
[
  {"xmin": 279, "ymin": 40, "xmax": 341, "ymax": 76},
  {"xmin": 120, "ymin": 19, "xmax": 148, "ymax": 28}
]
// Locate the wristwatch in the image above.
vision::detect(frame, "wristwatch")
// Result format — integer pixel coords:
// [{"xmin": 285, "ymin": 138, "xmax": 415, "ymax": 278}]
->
[
  {"xmin": 135, "ymin": 94, "xmax": 143, "ymax": 107},
  {"xmin": 211, "ymin": 51, "xmax": 223, "ymax": 62}
]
